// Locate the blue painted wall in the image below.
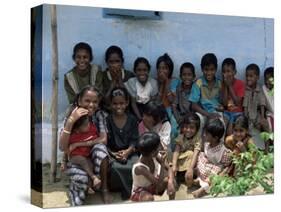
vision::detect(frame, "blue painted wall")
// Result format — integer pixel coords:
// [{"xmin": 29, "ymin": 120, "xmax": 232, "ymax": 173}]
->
[{"xmin": 41, "ymin": 4, "xmax": 274, "ymax": 121}]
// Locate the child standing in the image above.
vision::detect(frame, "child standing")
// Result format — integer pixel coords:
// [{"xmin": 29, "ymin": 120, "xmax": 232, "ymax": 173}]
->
[
  {"xmin": 172, "ymin": 113, "xmax": 201, "ymax": 189},
  {"xmin": 172, "ymin": 62, "xmax": 196, "ymax": 125},
  {"xmin": 243, "ymin": 64, "xmax": 268, "ymax": 149},
  {"xmin": 193, "ymin": 119, "xmax": 232, "ymax": 198},
  {"xmin": 221, "ymin": 58, "xmax": 245, "ymax": 135},
  {"xmin": 125, "ymin": 57, "xmax": 158, "ymax": 120},
  {"xmin": 64, "ymin": 42, "xmax": 102, "ymax": 104},
  {"xmin": 67, "ymin": 115, "xmax": 101, "ymax": 192},
  {"xmin": 131, "ymin": 132, "xmax": 176, "ymax": 201},
  {"xmin": 106, "ymin": 87, "xmax": 139, "ymax": 199},
  {"xmin": 189, "ymin": 53, "xmax": 223, "ymax": 129}
]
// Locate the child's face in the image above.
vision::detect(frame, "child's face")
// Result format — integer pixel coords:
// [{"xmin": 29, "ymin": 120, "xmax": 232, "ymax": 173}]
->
[
  {"xmin": 222, "ymin": 64, "xmax": 236, "ymax": 82},
  {"xmin": 74, "ymin": 49, "xmax": 91, "ymax": 72},
  {"xmin": 203, "ymin": 131, "xmax": 218, "ymax": 144},
  {"xmin": 233, "ymin": 126, "xmax": 248, "ymax": 142},
  {"xmin": 143, "ymin": 113, "xmax": 156, "ymax": 130},
  {"xmin": 181, "ymin": 123, "xmax": 197, "ymax": 139},
  {"xmin": 202, "ymin": 64, "xmax": 217, "ymax": 82},
  {"xmin": 157, "ymin": 61, "xmax": 170, "ymax": 82},
  {"xmin": 135, "ymin": 62, "xmax": 149, "ymax": 84},
  {"xmin": 246, "ymin": 69, "xmax": 259, "ymax": 88},
  {"xmin": 265, "ymin": 74, "xmax": 274, "ymax": 90},
  {"xmin": 111, "ymin": 95, "xmax": 128, "ymax": 115},
  {"xmin": 78, "ymin": 120, "xmax": 90, "ymax": 133},
  {"xmin": 107, "ymin": 53, "xmax": 123, "ymax": 72},
  {"xmin": 78, "ymin": 91, "xmax": 99, "ymax": 116},
  {"xmin": 181, "ymin": 68, "xmax": 194, "ymax": 87}
]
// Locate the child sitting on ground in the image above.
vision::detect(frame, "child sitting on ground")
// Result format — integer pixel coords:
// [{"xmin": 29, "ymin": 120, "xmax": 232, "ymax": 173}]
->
[
  {"xmin": 131, "ymin": 132, "xmax": 176, "ymax": 201},
  {"xmin": 172, "ymin": 62, "xmax": 196, "ymax": 125},
  {"xmin": 189, "ymin": 53, "xmax": 224, "ymax": 131},
  {"xmin": 262, "ymin": 67, "xmax": 274, "ymax": 152},
  {"xmin": 243, "ymin": 64, "xmax": 269, "ymax": 150},
  {"xmin": 193, "ymin": 119, "xmax": 232, "ymax": 198},
  {"xmin": 172, "ymin": 113, "xmax": 201, "ymax": 190},
  {"xmin": 66, "ymin": 115, "xmax": 101, "ymax": 193},
  {"xmin": 125, "ymin": 57, "xmax": 158, "ymax": 120},
  {"xmin": 225, "ymin": 115, "xmax": 255, "ymax": 155},
  {"xmin": 221, "ymin": 58, "xmax": 245, "ymax": 136}
]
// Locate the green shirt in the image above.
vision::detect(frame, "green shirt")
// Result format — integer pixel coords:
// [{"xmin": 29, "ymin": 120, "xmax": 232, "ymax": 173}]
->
[{"xmin": 64, "ymin": 64, "xmax": 102, "ymax": 103}]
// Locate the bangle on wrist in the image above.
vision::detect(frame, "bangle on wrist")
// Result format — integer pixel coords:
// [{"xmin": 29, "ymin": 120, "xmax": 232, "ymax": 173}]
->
[{"xmin": 63, "ymin": 129, "xmax": 71, "ymax": 135}]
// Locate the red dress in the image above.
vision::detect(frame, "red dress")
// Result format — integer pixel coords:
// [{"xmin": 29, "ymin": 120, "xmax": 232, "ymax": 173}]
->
[{"xmin": 69, "ymin": 123, "xmax": 99, "ymax": 157}]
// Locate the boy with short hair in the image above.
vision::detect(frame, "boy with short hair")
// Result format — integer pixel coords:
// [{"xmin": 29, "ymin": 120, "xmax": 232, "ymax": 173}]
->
[
  {"xmin": 221, "ymin": 58, "xmax": 245, "ymax": 135},
  {"xmin": 243, "ymin": 64, "xmax": 269, "ymax": 150},
  {"xmin": 189, "ymin": 53, "xmax": 223, "ymax": 128}
]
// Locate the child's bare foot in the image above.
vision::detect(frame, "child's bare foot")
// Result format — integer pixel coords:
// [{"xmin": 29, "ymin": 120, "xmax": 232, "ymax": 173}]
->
[
  {"xmin": 101, "ymin": 189, "xmax": 113, "ymax": 204},
  {"xmin": 192, "ymin": 178, "xmax": 200, "ymax": 186},
  {"xmin": 91, "ymin": 175, "xmax": 101, "ymax": 190},
  {"xmin": 192, "ymin": 187, "xmax": 206, "ymax": 198},
  {"xmin": 88, "ymin": 187, "xmax": 95, "ymax": 195}
]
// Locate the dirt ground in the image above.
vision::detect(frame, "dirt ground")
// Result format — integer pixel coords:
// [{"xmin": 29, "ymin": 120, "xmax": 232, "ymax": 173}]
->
[{"xmin": 31, "ymin": 164, "xmax": 271, "ymax": 208}]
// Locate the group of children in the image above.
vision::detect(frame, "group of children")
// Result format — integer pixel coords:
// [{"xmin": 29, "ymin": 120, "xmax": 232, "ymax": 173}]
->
[{"xmin": 60, "ymin": 42, "xmax": 274, "ymax": 204}]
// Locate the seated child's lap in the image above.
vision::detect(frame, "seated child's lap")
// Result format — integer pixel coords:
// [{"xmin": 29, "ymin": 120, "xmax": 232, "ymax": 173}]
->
[{"xmin": 223, "ymin": 111, "xmax": 243, "ymax": 123}]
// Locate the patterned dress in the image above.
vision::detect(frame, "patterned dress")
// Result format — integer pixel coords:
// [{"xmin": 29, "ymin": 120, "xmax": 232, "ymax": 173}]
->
[{"xmin": 196, "ymin": 142, "xmax": 232, "ymax": 190}]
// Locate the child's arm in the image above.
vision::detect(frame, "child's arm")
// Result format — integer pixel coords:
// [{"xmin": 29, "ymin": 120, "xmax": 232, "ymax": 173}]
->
[
  {"xmin": 134, "ymin": 165, "xmax": 158, "ymax": 185},
  {"xmin": 172, "ymin": 145, "xmax": 181, "ymax": 175},
  {"xmin": 60, "ymin": 152, "xmax": 68, "ymax": 172},
  {"xmin": 192, "ymin": 102, "xmax": 220, "ymax": 119},
  {"xmin": 221, "ymin": 84, "xmax": 229, "ymax": 108},
  {"xmin": 131, "ymin": 97, "xmax": 142, "ymax": 121},
  {"xmin": 228, "ymin": 86, "xmax": 242, "ymax": 106}
]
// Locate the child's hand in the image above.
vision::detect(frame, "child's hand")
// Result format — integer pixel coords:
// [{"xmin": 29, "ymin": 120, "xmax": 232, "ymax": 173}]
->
[
  {"xmin": 223, "ymin": 77, "xmax": 232, "ymax": 87},
  {"xmin": 216, "ymin": 105, "xmax": 224, "ymax": 112},
  {"xmin": 185, "ymin": 168, "xmax": 194, "ymax": 181},
  {"xmin": 70, "ymin": 107, "xmax": 89, "ymax": 123},
  {"xmin": 236, "ymin": 141, "xmax": 246, "ymax": 152},
  {"xmin": 60, "ymin": 162, "xmax": 66, "ymax": 172},
  {"xmin": 118, "ymin": 149, "xmax": 130, "ymax": 161}
]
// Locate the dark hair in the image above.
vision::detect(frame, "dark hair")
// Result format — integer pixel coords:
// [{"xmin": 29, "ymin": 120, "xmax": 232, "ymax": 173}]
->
[
  {"xmin": 233, "ymin": 115, "xmax": 249, "ymax": 130},
  {"xmin": 73, "ymin": 85, "xmax": 101, "ymax": 107},
  {"xmin": 180, "ymin": 62, "xmax": 195, "ymax": 77},
  {"xmin": 156, "ymin": 53, "xmax": 174, "ymax": 78},
  {"xmin": 180, "ymin": 113, "xmax": 200, "ymax": 131},
  {"xmin": 264, "ymin": 67, "xmax": 274, "ymax": 79},
  {"xmin": 205, "ymin": 119, "xmax": 225, "ymax": 140},
  {"xmin": 105, "ymin": 45, "xmax": 124, "ymax": 63},
  {"xmin": 143, "ymin": 100, "xmax": 168, "ymax": 123},
  {"xmin": 201, "ymin": 53, "xmax": 218, "ymax": 70},
  {"xmin": 222, "ymin": 58, "xmax": 236, "ymax": 70},
  {"xmin": 133, "ymin": 57, "xmax": 151, "ymax": 72},
  {"xmin": 72, "ymin": 115, "xmax": 89, "ymax": 132},
  {"xmin": 110, "ymin": 87, "xmax": 130, "ymax": 102},
  {"xmin": 137, "ymin": 132, "xmax": 160, "ymax": 156},
  {"xmin": 246, "ymin": 63, "xmax": 260, "ymax": 76},
  {"xmin": 72, "ymin": 42, "xmax": 93, "ymax": 62}
]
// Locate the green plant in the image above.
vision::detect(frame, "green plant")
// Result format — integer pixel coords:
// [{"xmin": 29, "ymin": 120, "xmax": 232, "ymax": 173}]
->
[{"xmin": 210, "ymin": 144, "xmax": 274, "ymax": 196}]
